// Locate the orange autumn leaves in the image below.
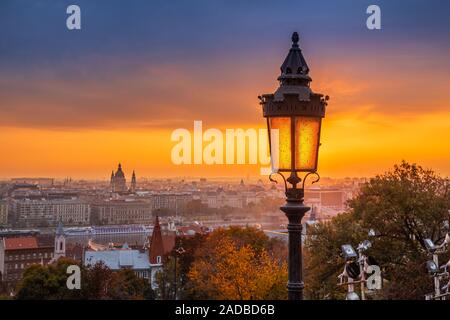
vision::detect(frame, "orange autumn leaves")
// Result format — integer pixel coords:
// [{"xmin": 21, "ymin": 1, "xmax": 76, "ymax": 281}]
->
[{"xmin": 187, "ymin": 228, "xmax": 288, "ymax": 300}]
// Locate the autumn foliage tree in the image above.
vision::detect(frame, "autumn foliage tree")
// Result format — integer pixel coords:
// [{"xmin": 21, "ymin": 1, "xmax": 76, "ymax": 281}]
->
[
  {"xmin": 305, "ymin": 161, "xmax": 450, "ymax": 300},
  {"xmin": 185, "ymin": 227, "xmax": 287, "ymax": 300}
]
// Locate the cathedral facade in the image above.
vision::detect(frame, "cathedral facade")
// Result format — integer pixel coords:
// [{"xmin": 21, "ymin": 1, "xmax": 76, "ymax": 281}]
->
[{"xmin": 110, "ymin": 163, "xmax": 136, "ymax": 193}]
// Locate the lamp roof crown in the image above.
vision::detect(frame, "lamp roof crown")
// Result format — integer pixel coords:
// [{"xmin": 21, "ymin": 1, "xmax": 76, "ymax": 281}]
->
[{"xmin": 279, "ymin": 32, "xmax": 311, "ymax": 81}]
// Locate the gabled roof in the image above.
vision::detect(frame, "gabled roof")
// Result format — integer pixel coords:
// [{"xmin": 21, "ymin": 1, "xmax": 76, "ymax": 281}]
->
[
  {"xmin": 149, "ymin": 216, "xmax": 165, "ymax": 264},
  {"xmin": 4, "ymin": 237, "xmax": 38, "ymax": 250}
]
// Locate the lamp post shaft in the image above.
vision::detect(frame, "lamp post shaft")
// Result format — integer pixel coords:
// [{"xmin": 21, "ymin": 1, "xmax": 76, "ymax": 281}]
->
[
  {"xmin": 174, "ymin": 255, "xmax": 177, "ymax": 300},
  {"xmin": 281, "ymin": 198, "xmax": 310, "ymax": 300}
]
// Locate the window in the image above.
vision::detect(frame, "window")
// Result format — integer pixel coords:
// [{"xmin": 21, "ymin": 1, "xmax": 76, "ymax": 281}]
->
[{"xmin": 156, "ymin": 256, "xmax": 162, "ymax": 264}]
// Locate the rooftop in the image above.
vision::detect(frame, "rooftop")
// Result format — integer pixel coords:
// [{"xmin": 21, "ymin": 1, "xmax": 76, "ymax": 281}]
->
[
  {"xmin": 84, "ymin": 249, "xmax": 151, "ymax": 270},
  {"xmin": 4, "ymin": 237, "xmax": 38, "ymax": 250}
]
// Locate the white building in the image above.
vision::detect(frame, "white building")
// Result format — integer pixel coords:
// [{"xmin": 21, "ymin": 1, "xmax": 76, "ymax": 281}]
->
[
  {"xmin": 9, "ymin": 198, "xmax": 90, "ymax": 227},
  {"xmin": 84, "ymin": 244, "xmax": 155, "ymax": 284},
  {"xmin": 92, "ymin": 200, "xmax": 153, "ymax": 225},
  {"xmin": 83, "ymin": 216, "xmax": 171, "ymax": 289}
]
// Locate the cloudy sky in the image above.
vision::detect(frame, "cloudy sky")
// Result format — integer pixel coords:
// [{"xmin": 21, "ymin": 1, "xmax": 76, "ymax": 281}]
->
[{"xmin": 1, "ymin": 0, "xmax": 449, "ymax": 179}]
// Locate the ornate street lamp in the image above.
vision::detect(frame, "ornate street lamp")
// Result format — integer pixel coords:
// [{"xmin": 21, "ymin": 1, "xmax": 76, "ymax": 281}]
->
[{"xmin": 258, "ymin": 32, "xmax": 328, "ymax": 300}]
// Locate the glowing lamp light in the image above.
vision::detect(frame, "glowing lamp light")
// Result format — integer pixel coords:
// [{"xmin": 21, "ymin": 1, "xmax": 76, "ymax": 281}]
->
[
  {"xmin": 267, "ymin": 116, "xmax": 322, "ymax": 172},
  {"xmin": 259, "ymin": 32, "xmax": 328, "ymax": 176}
]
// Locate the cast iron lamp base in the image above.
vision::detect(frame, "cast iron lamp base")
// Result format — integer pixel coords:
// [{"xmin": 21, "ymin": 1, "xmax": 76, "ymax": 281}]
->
[{"xmin": 280, "ymin": 197, "xmax": 310, "ymax": 300}]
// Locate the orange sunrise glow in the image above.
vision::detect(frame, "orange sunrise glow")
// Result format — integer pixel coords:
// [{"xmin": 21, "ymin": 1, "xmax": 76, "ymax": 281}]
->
[{"xmin": 1, "ymin": 6, "xmax": 449, "ymax": 181}]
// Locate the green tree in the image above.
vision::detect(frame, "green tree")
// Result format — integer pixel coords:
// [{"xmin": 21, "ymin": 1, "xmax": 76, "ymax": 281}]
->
[
  {"xmin": 16, "ymin": 258, "xmax": 82, "ymax": 300},
  {"xmin": 305, "ymin": 161, "xmax": 450, "ymax": 300},
  {"xmin": 81, "ymin": 261, "xmax": 113, "ymax": 299},
  {"xmin": 107, "ymin": 269, "xmax": 152, "ymax": 300},
  {"xmin": 16, "ymin": 259, "xmax": 155, "ymax": 300}
]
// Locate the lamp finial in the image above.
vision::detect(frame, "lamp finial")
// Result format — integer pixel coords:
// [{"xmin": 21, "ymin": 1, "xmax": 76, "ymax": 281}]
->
[{"xmin": 292, "ymin": 32, "xmax": 299, "ymax": 46}]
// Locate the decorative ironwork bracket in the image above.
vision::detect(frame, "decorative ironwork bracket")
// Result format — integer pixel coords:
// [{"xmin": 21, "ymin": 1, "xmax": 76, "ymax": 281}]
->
[{"xmin": 269, "ymin": 171, "xmax": 320, "ymax": 201}]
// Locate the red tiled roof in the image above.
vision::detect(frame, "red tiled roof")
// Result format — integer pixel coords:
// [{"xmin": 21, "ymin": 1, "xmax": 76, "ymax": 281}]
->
[
  {"xmin": 4, "ymin": 237, "xmax": 38, "ymax": 250},
  {"xmin": 149, "ymin": 216, "xmax": 165, "ymax": 264},
  {"xmin": 162, "ymin": 233, "xmax": 176, "ymax": 254},
  {"xmin": 66, "ymin": 243, "xmax": 84, "ymax": 261}
]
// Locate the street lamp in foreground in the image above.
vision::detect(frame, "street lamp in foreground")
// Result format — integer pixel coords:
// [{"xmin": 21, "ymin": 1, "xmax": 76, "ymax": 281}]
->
[{"xmin": 258, "ymin": 32, "xmax": 328, "ymax": 300}]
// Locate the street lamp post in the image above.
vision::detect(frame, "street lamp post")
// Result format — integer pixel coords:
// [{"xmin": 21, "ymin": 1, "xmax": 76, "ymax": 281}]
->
[
  {"xmin": 173, "ymin": 246, "xmax": 185, "ymax": 300},
  {"xmin": 259, "ymin": 32, "xmax": 328, "ymax": 300}
]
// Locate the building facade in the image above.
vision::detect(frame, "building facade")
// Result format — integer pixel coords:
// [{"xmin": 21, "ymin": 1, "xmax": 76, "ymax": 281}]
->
[
  {"xmin": 150, "ymin": 192, "xmax": 192, "ymax": 213},
  {"xmin": 9, "ymin": 198, "xmax": 91, "ymax": 227},
  {"xmin": 0, "ymin": 235, "xmax": 54, "ymax": 286},
  {"xmin": 0, "ymin": 200, "xmax": 7, "ymax": 227},
  {"xmin": 305, "ymin": 188, "xmax": 348, "ymax": 211},
  {"xmin": 92, "ymin": 200, "xmax": 153, "ymax": 225},
  {"xmin": 200, "ymin": 190, "xmax": 246, "ymax": 209}
]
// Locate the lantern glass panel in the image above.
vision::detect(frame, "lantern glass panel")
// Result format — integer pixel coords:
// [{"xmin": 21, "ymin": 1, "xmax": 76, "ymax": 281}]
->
[
  {"xmin": 268, "ymin": 117, "xmax": 291, "ymax": 171},
  {"xmin": 294, "ymin": 116, "xmax": 321, "ymax": 171}
]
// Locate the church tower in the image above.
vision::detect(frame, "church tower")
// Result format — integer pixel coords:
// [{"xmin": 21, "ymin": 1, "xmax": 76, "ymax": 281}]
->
[
  {"xmin": 130, "ymin": 170, "xmax": 136, "ymax": 193},
  {"xmin": 149, "ymin": 216, "xmax": 164, "ymax": 265},
  {"xmin": 54, "ymin": 220, "xmax": 66, "ymax": 261},
  {"xmin": 111, "ymin": 163, "xmax": 127, "ymax": 193},
  {"xmin": 110, "ymin": 170, "xmax": 115, "ymax": 192}
]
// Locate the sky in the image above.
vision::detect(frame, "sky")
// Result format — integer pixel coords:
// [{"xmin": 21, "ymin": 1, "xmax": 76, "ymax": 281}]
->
[{"xmin": 0, "ymin": 0, "xmax": 449, "ymax": 180}]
